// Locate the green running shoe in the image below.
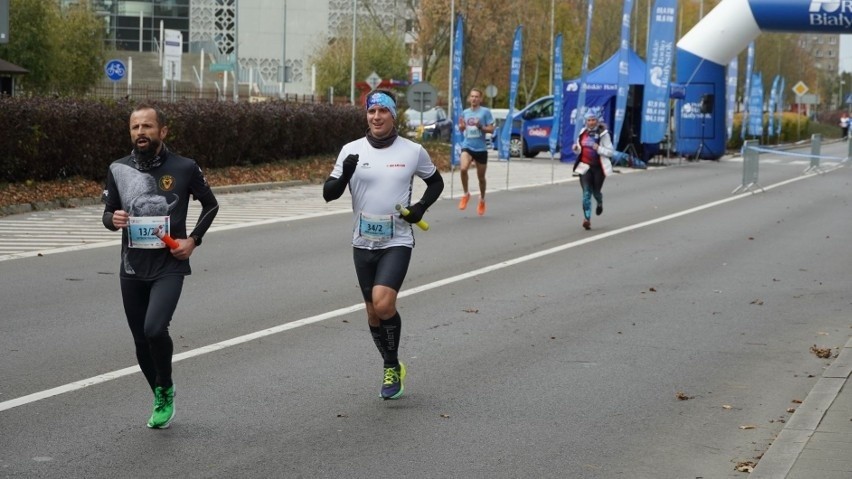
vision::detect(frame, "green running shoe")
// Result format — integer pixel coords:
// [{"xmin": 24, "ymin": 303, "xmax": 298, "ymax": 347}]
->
[
  {"xmin": 147, "ymin": 385, "xmax": 175, "ymax": 429},
  {"xmin": 380, "ymin": 363, "xmax": 406, "ymax": 400}
]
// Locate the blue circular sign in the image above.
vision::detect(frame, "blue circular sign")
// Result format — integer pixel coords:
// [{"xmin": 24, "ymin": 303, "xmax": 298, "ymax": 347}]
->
[{"xmin": 105, "ymin": 59, "xmax": 126, "ymax": 82}]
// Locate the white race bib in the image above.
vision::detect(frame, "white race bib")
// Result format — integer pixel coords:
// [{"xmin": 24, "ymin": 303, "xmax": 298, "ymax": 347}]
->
[
  {"xmin": 358, "ymin": 212, "xmax": 394, "ymax": 242},
  {"xmin": 128, "ymin": 216, "xmax": 171, "ymax": 249}
]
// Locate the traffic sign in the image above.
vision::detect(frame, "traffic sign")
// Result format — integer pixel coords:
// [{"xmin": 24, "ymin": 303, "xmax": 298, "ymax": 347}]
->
[
  {"xmin": 163, "ymin": 29, "xmax": 182, "ymax": 81},
  {"xmin": 485, "ymin": 84, "xmax": 498, "ymax": 98},
  {"xmin": 792, "ymin": 81, "xmax": 809, "ymax": 97},
  {"xmin": 366, "ymin": 71, "xmax": 382, "ymax": 90},
  {"xmin": 406, "ymin": 82, "xmax": 438, "ymax": 111},
  {"xmin": 105, "ymin": 59, "xmax": 126, "ymax": 82}
]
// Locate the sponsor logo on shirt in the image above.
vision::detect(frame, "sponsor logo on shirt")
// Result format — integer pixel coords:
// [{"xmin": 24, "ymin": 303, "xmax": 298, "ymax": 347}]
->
[{"xmin": 159, "ymin": 175, "xmax": 176, "ymax": 191}]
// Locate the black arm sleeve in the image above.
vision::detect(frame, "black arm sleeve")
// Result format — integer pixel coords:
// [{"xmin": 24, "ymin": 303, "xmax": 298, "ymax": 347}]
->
[
  {"xmin": 418, "ymin": 170, "xmax": 444, "ymax": 208},
  {"xmin": 323, "ymin": 175, "xmax": 348, "ymax": 202},
  {"xmin": 188, "ymin": 188, "xmax": 219, "ymax": 240},
  {"xmin": 101, "ymin": 168, "xmax": 121, "ymax": 231},
  {"xmin": 102, "ymin": 211, "xmax": 119, "ymax": 231}
]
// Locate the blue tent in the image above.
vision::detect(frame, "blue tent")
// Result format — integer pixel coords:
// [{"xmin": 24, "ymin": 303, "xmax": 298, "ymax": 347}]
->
[{"xmin": 560, "ymin": 49, "xmax": 647, "ymax": 163}]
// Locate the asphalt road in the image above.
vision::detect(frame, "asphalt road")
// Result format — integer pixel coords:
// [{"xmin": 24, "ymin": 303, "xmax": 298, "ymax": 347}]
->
[{"xmin": 1, "ymin": 146, "xmax": 851, "ymax": 478}]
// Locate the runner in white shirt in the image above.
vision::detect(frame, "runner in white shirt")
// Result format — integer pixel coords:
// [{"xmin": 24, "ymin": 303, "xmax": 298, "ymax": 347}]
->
[{"xmin": 323, "ymin": 89, "xmax": 444, "ymax": 400}]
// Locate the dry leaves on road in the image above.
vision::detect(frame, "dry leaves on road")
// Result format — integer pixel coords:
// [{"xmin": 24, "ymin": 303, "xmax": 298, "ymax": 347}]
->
[{"xmin": 810, "ymin": 344, "xmax": 833, "ymax": 358}]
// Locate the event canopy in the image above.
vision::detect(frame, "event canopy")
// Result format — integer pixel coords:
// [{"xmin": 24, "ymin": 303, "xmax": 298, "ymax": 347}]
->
[{"xmin": 560, "ymin": 48, "xmax": 646, "ymax": 162}]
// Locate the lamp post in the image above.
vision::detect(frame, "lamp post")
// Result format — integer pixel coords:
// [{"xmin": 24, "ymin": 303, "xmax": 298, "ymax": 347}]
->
[
  {"xmin": 840, "ymin": 79, "xmax": 845, "ymax": 110},
  {"xmin": 350, "ymin": 0, "xmax": 357, "ymax": 105},
  {"xmin": 549, "ymin": 0, "xmax": 554, "ymax": 95}
]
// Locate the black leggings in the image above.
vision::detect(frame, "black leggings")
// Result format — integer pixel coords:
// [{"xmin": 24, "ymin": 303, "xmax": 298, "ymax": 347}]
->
[
  {"xmin": 120, "ymin": 275, "xmax": 184, "ymax": 391},
  {"xmin": 353, "ymin": 246, "xmax": 412, "ymax": 302},
  {"xmin": 579, "ymin": 167, "xmax": 605, "ymax": 220}
]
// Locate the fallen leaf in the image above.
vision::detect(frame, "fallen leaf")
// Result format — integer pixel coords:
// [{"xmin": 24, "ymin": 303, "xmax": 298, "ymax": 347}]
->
[
  {"xmin": 735, "ymin": 461, "xmax": 756, "ymax": 472},
  {"xmin": 810, "ymin": 345, "xmax": 832, "ymax": 358},
  {"xmin": 750, "ymin": 299, "xmax": 764, "ymax": 305},
  {"xmin": 649, "ymin": 287, "xmax": 657, "ymax": 292},
  {"xmin": 722, "ymin": 404, "xmax": 733, "ymax": 410},
  {"xmin": 675, "ymin": 391, "xmax": 692, "ymax": 400},
  {"xmin": 739, "ymin": 424, "xmax": 757, "ymax": 430},
  {"xmin": 336, "ymin": 413, "xmax": 348, "ymax": 418},
  {"xmin": 440, "ymin": 414, "xmax": 450, "ymax": 418},
  {"xmin": 792, "ymin": 399, "xmax": 803, "ymax": 404},
  {"xmin": 786, "ymin": 407, "xmax": 796, "ymax": 413}
]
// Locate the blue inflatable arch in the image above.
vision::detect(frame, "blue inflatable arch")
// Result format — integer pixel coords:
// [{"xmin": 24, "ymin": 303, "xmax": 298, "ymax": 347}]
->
[{"xmin": 675, "ymin": 0, "xmax": 850, "ymax": 159}]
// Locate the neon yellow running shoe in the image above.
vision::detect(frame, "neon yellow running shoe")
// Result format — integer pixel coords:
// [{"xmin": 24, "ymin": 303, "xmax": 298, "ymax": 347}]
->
[
  {"xmin": 380, "ymin": 363, "xmax": 406, "ymax": 400},
  {"xmin": 147, "ymin": 385, "xmax": 175, "ymax": 429}
]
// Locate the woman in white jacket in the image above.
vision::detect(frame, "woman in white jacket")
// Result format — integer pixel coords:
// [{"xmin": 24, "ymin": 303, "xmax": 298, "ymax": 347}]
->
[{"xmin": 572, "ymin": 111, "xmax": 614, "ymax": 230}]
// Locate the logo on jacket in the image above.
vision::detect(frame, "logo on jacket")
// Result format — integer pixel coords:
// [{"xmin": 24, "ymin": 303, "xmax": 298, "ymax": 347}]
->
[{"xmin": 159, "ymin": 175, "xmax": 176, "ymax": 191}]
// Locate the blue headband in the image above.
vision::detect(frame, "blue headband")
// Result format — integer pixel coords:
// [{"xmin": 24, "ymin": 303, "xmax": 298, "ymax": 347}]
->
[{"xmin": 366, "ymin": 92, "xmax": 397, "ymax": 118}]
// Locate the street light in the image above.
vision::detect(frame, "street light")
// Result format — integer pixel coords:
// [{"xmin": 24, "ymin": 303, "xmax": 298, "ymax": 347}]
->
[
  {"xmin": 350, "ymin": 0, "xmax": 357, "ymax": 105},
  {"xmin": 840, "ymin": 79, "xmax": 846, "ymax": 110}
]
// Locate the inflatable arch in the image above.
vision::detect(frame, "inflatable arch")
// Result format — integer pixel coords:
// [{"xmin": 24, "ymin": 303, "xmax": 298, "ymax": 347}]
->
[{"xmin": 675, "ymin": 0, "xmax": 850, "ymax": 159}]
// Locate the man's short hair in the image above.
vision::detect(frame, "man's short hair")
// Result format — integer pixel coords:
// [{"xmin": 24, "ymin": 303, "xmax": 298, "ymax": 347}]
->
[{"xmin": 133, "ymin": 103, "xmax": 167, "ymax": 126}]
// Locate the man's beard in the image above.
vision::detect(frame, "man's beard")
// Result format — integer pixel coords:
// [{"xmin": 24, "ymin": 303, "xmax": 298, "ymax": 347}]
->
[
  {"xmin": 132, "ymin": 138, "xmax": 165, "ymax": 171},
  {"xmin": 134, "ymin": 138, "xmax": 161, "ymax": 160}
]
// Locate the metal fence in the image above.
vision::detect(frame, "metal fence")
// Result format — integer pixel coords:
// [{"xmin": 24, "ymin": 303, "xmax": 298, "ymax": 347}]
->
[{"xmin": 83, "ymin": 81, "xmax": 350, "ymax": 104}]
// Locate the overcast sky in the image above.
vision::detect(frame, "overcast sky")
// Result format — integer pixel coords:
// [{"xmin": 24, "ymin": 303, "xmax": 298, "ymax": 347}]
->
[{"xmin": 841, "ymin": 36, "xmax": 851, "ymax": 73}]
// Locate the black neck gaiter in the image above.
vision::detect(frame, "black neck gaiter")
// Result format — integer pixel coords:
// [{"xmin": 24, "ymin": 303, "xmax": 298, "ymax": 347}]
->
[
  {"xmin": 132, "ymin": 144, "xmax": 168, "ymax": 171},
  {"xmin": 366, "ymin": 129, "xmax": 398, "ymax": 149}
]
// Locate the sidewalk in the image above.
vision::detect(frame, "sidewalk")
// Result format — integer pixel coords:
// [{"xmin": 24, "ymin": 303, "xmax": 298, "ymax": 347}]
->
[{"xmin": 751, "ymin": 336, "xmax": 852, "ymax": 478}]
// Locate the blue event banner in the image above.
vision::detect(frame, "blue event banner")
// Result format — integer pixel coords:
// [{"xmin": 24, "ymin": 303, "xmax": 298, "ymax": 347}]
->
[
  {"xmin": 740, "ymin": 41, "xmax": 755, "ymax": 140},
  {"xmin": 640, "ymin": 0, "xmax": 676, "ymax": 145},
  {"xmin": 726, "ymin": 56, "xmax": 738, "ymax": 141},
  {"xmin": 747, "ymin": 72, "xmax": 763, "ymax": 137},
  {"xmin": 451, "ymin": 14, "xmax": 464, "ymax": 166},
  {"xmin": 612, "ymin": 0, "xmax": 634, "ymax": 148},
  {"xmin": 549, "ymin": 33, "xmax": 563, "ymax": 156},
  {"xmin": 500, "ymin": 26, "xmax": 523, "ymax": 160}
]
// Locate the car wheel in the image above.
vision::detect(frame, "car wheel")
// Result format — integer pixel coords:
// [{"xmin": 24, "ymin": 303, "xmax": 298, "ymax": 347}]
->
[
  {"xmin": 509, "ymin": 135, "xmax": 522, "ymax": 157},
  {"xmin": 523, "ymin": 142, "xmax": 538, "ymax": 158}
]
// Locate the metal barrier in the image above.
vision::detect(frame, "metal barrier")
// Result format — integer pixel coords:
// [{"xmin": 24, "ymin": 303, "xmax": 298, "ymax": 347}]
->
[
  {"xmin": 804, "ymin": 133, "xmax": 824, "ymax": 174},
  {"xmin": 733, "ymin": 140, "xmax": 764, "ymax": 194},
  {"xmin": 846, "ymin": 136, "xmax": 852, "ymax": 163}
]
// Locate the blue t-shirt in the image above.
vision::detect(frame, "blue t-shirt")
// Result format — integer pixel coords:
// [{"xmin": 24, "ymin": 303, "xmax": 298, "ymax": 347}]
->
[{"xmin": 461, "ymin": 107, "xmax": 495, "ymax": 152}]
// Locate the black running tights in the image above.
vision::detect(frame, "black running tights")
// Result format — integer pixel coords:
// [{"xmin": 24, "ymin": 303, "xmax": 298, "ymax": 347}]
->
[{"xmin": 120, "ymin": 275, "xmax": 184, "ymax": 392}]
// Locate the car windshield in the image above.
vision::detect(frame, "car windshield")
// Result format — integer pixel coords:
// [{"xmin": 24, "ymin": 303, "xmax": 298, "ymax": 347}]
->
[{"xmin": 408, "ymin": 109, "xmax": 440, "ymax": 122}]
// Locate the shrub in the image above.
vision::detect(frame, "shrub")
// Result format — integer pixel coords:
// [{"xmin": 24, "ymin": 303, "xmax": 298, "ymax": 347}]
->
[{"xmin": 0, "ymin": 96, "xmax": 366, "ymax": 182}]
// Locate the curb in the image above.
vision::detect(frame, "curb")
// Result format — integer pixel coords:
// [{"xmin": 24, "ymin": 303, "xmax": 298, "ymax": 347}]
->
[{"xmin": 750, "ymin": 336, "xmax": 852, "ymax": 478}]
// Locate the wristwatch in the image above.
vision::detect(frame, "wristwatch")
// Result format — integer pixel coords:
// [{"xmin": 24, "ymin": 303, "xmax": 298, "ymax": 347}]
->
[{"xmin": 190, "ymin": 234, "xmax": 202, "ymax": 246}]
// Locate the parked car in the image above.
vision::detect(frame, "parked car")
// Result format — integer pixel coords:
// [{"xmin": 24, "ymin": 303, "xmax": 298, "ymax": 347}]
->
[
  {"xmin": 488, "ymin": 97, "xmax": 556, "ymax": 157},
  {"xmin": 511, "ymin": 96, "xmax": 555, "ymax": 158},
  {"xmin": 404, "ymin": 107, "xmax": 453, "ymax": 141},
  {"xmin": 487, "ymin": 108, "xmax": 509, "ymax": 150}
]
